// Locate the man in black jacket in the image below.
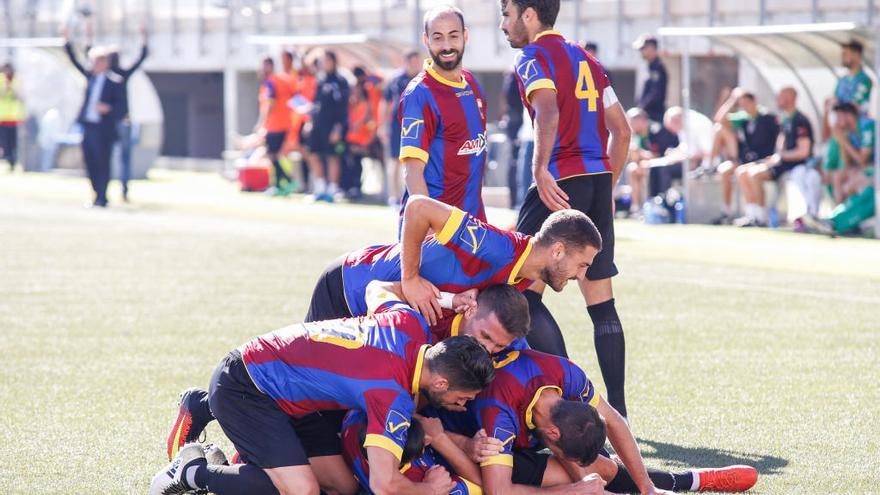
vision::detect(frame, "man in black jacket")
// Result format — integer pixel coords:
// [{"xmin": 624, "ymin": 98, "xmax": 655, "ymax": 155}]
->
[
  {"xmin": 634, "ymin": 34, "xmax": 667, "ymax": 124},
  {"xmin": 65, "ymin": 42, "xmax": 125, "ymax": 207}
]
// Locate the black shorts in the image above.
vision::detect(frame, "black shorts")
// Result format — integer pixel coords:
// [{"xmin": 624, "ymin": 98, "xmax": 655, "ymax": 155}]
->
[
  {"xmin": 511, "ymin": 448, "xmax": 551, "ymax": 487},
  {"xmin": 769, "ymin": 160, "xmax": 803, "ymax": 181},
  {"xmin": 265, "ymin": 131, "xmax": 287, "ymax": 154},
  {"xmin": 309, "ymin": 125, "xmax": 346, "ymax": 156},
  {"xmin": 207, "ymin": 351, "xmax": 342, "ymax": 468},
  {"xmin": 305, "ymin": 256, "xmax": 352, "ymax": 322},
  {"xmin": 516, "ymin": 173, "xmax": 617, "ymax": 280}
]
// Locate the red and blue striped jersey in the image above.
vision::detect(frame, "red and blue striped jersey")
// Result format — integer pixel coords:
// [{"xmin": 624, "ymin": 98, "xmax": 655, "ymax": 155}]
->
[
  {"xmin": 514, "ymin": 30, "xmax": 613, "ymax": 181},
  {"xmin": 471, "ymin": 349, "xmax": 599, "ymax": 467},
  {"xmin": 341, "ymin": 410, "xmax": 480, "ymax": 495},
  {"xmin": 399, "ymin": 59, "xmax": 488, "ymax": 225},
  {"xmin": 342, "ymin": 207, "xmax": 534, "ymax": 316},
  {"xmin": 240, "ymin": 301, "xmax": 430, "ymax": 461}
]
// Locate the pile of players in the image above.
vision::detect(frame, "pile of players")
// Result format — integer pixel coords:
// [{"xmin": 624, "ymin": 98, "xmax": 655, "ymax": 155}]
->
[{"xmin": 150, "ymin": 2, "xmax": 760, "ymax": 494}]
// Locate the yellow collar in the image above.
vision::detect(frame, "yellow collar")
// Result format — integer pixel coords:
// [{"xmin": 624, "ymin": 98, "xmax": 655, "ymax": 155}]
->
[
  {"xmin": 508, "ymin": 239, "xmax": 534, "ymax": 284},
  {"xmin": 525, "ymin": 385, "xmax": 562, "ymax": 430},
  {"xmin": 411, "ymin": 344, "xmax": 429, "ymax": 399},
  {"xmin": 450, "ymin": 314, "xmax": 463, "ymax": 336},
  {"xmin": 533, "ymin": 30, "xmax": 563, "ymax": 43},
  {"xmin": 424, "ymin": 58, "xmax": 467, "ymax": 89}
]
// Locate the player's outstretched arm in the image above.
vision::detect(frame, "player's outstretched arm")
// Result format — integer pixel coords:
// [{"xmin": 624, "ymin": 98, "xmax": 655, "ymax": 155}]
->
[
  {"xmin": 400, "ymin": 195, "xmax": 457, "ymax": 325},
  {"xmin": 604, "ymin": 101, "xmax": 633, "ymax": 187},
  {"xmin": 367, "ymin": 446, "xmax": 454, "ymax": 495},
  {"xmin": 482, "ymin": 464, "xmax": 606, "ymax": 495},
  {"xmin": 597, "ymin": 398, "xmax": 672, "ymax": 495},
  {"xmin": 415, "ymin": 414, "xmax": 483, "ymax": 485},
  {"xmin": 529, "ymin": 88, "xmax": 569, "ymax": 211}
]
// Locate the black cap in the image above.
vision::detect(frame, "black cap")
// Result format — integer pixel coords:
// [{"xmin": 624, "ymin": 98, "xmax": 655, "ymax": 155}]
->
[
  {"xmin": 632, "ymin": 34, "xmax": 658, "ymax": 50},
  {"xmin": 841, "ymin": 38, "xmax": 864, "ymax": 54}
]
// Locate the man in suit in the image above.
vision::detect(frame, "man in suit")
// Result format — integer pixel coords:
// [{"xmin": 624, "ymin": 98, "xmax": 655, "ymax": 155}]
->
[{"xmin": 65, "ymin": 42, "xmax": 124, "ymax": 207}]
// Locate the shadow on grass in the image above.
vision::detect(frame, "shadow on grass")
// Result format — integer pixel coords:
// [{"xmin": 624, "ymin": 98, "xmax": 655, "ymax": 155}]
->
[{"xmin": 636, "ymin": 438, "xmax": 788, "ymax": 475}]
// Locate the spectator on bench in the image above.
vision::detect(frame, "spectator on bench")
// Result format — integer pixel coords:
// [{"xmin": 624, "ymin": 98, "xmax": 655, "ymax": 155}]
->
[
  {"xmin": 826, "ymin": 102, "xmax": 875, "ymax": 204},
  {"xmin": 625, "ymin": 107, "xmax": 678, "ymax": 213},
  {"xmin": 734, "ymin": 87, "xmax": 814, "ymax": 227},
  {"xmin": 709, "ymin": 88, "xmax": 779, "ymax": 224}
]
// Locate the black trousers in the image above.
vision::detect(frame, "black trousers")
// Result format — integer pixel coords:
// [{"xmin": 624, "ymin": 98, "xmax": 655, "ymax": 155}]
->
[
  {"xmin": 0, "ymin": 125, "xmax": 17, "ymax": 168},
  {"xmin": 82, "ymin": 124, "xmax": 114, "ymax": 205}
]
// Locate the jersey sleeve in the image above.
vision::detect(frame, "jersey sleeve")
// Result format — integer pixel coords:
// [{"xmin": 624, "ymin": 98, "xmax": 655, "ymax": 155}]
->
[
  {"xmin": 473, "ymin": 396, "xmax": 519, "ymax": 467},
  {"xmin": 365, "ymin": 280, "xmax": 410, "ymax": 315},
  {"xmin": 861, "ymin": 121, "xmax": 875, "ymax": 152},
  {"xmin": 362, "ymin": 388, "xmax": 416, "ymax": 462},
  {"xmin": 433, "ymin": 208, "xmax": 520, "ymax": 270},
  {"xmin": 398, "ymin": 87, "xmax": 438, "ymax": 163},
  {"xmin": 562, "ymin": 359, "xmax": 600, "ymax": 407},
  {"xmin": 515, "ymin": 47, "xmax": 556, "ymax": 102}
]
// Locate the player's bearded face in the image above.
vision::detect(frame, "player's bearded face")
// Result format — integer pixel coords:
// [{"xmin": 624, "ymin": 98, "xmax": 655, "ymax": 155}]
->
[
  {"xmin": 429, "ymin": 44, "xmax": 464, "ymax": 71},
  {"xmin": 422, "ymin": 386, "xmax": 475, "ymax": 412},
  {"xmin": 500, "ymin": 3, "xmax": 529, "ymax": 48},
  {"xmin": 540, "ymin": 261, "xmax": 570, "ymax": 292}
]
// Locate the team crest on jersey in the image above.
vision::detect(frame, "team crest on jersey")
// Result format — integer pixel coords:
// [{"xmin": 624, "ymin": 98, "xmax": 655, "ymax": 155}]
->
[
  {"xmin": 518, "ymin": 59, "xmax": 538, "ymax": 83},
  {"xmin": 494, "ymin": 427, "xmax": 516, "ymax": 448},
  {"xmin": 458, "ymin": 218, "xmax": 486, "ymax": 254},
  {"xmin": 401, "ymin": 118, "xmax": 424, "ymax": 139},
  {"xmin": 385, "ymin": 410, "xmax": 411, "ymax": 442},
  {"xmin": 457, "ymin": 133, "xmax": 487, "ymax": 157}
]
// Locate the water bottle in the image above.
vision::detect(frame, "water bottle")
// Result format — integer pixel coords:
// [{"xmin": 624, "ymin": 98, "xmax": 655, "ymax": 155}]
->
[
  {"xmin": 674, "ymin": 199, "xmax": 686, "ymax": 224},
  {"xmin": 768, "ymin": 207, "xmax": 779, "ymax": 228}
]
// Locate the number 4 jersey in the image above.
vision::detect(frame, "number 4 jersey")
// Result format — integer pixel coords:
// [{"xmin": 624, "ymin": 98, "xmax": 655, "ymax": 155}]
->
[
  {"xmin": 240, "ymin": 300, "xmax": 430, "ymax": 462},
  {"xmin": 514, "ymin": 30, "xmax": 618, "ymax": 181}
]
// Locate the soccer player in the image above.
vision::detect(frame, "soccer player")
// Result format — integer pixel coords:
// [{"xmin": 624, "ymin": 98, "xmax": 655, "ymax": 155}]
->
[
  {"xmin": 341, "ymin": 410, "xmax": 482, "ymax": 494},
  {"xmin": 310, "ymin": 195, "xmax": 600, "ymax": 331},
  {"xmin": 151, "ymin": 283, "xmax": 495, "ymax": 495},
  {"xmin": 473, "ymin": 349, "xmax": 760, "ymax": 494},
  {"xmin": 398, "ymin": 6, "xmax": 489, "ymax": 229},
  {"xmin": 498, "ymin": 0, "xmax": 634, "ymax": 419},
  {"xmin": 255, "ymin": 55, "xmax": 296, "ymax": 195},
  {"xmin": 380, "ymin": 50, "xmax": 422, "ymax": 206}
]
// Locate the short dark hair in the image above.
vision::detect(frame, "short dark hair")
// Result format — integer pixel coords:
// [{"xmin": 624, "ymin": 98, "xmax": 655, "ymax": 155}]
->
[
  {"xmin": 423, "ymin": 5, "xmax": 465, "ymax": 34},
  {"xmin": 833, "ymin": 101, "xmax": 859, "ymax": 116},
  {"xmin": 551, "ymin": 400, "xmax": 606, "ymax": 466},
  {"xmin": 426, "ymin": 336, "xmax": 495, "ymax": 391},
  {"xmin": 503, "ymin": 0, "xmax": 560, "ymax": 27},
  {"xmin": 476, "ymin": 285, "xmax": 530, "ymax": 338},
  {"xmin": 324, "ymin": 50, "xmax": 338, "ymax": 64},
  {"xmin": 261, "ymin": 55, "xmax": 275, "ymax": 66},
  {"xmin": 584, "ymin": 41, "xmax": 598, "ymax": 53},
  {"xmin": 740, "ymin": 92, "xmax": 756, "ymax": 102},
  {"xmin": 404, "ymin": 50, "xmax": 421, "ymax": 61},
  {"xmin": 358, "ymin": 417, "xmax": 425, "ymax": 467},
  {"xmin": 842, "ymin": 39, "xmax": 864, "ymax": 54},
  {"xmin": 535, "ymin": 209, "xmax": 603, "ymax": 253}
]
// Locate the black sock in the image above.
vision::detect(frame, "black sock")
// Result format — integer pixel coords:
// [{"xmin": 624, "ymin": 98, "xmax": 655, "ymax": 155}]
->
[
  {"xmin": 523, "ymin": 290, "xmax": 568, "ymax": 357},
  {"xmin": 605, "ymin": 463, "xmax": 694, "ymax": 493},
  {"xmin": 272, "ymin": 158, "xmax": 289, "ymax": 187},
  {"xmin": 588, "ymin": 298, "xmax": 627, "ymax": 418},
  {"xmin": 206, "ymin": 464, "xmax": 280, "ymax": 495}
]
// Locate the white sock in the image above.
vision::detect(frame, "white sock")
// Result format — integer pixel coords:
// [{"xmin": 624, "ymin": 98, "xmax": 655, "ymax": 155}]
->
[
  {"xmin": 185, "ymin": 464, "xmax": 202, "ymax": 489},
  {"xmin": 756, "ymin": 206, "xmax": 767, "ymax": 223},
  {"xmin": 327, "ymin": 182, "xmax": 339, "ymax": 195},
  {"xmin": 312, "ymin": 177, "xmax": 327, "ymax": 195},
  {"xmin": 722, "ymin": 203, "xmax": 732, "ymax": 216},
  {"xmin": 690, "ymin": 470, "xmax": 700, "ymax": 491},
  {"xmin": 744, "ymin": 203, "xmax": 756, "ymax": 219}
]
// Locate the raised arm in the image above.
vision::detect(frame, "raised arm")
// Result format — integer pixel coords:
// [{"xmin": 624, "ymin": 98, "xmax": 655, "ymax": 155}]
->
[{"xmin": 63, "ymin": 41, "xmax": 90, "ymax": 78}]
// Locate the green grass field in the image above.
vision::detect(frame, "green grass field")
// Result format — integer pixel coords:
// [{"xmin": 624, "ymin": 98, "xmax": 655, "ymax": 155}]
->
[{"xmin": 1, "ymin": 169, "xmax": 878, "ymax": 494}]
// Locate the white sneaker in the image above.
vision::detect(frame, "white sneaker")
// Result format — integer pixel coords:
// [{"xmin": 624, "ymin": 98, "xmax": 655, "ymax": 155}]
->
[{"xmin": 149, "ymin": 443, "xmax": 205, "ymax": 495}]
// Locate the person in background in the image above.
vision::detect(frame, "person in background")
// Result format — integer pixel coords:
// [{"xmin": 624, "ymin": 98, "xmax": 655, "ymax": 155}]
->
[
  {"xmin": 255, "ymin": 55, "xmax": 296, "ymax": 196},
  {"xmin": 735, "ymin": 87, "xmax": 814, "ymax": 227},
  {"xmin": 65, "ymin": 42, "xmax": 125, "ymax": 207},
  {"xmin": 343, "ymin": 83, "xmax": 376, "ymax": 199},
  {"xmin": 634, "ymin": 34, "xmax": 667, "ymax": 123},
  {"xmin": 823, "ymin": 39, "xmax": 872, "ymax": 141},
  {"xmin": 583, "ymin": 41, "xmax": 599, "ymax": 58},
  {"xmin": 0, "ymin": 63, "xmax": 25, "ymax": 172},
  {"xmin": 709, "ymin": 88, "xmax": 779, "ymax": 224},
  {"xmin": 107, "ymin": 28, "xmax": 148, "ymax": 201},
  {"xmin": 307, "ymin": 50, "xmax": 350, "ymax": 202},
  {"xmin": 500, "ymin": 70, "xmax": 524, "ymax": 207},
  {"xmin": 380, "ymin": 50, "xmax": 422, "ymax": 206},
  {"xmin": 825, "ymin": 102, "xmax": 874, "ymax": 204},
  {"xmin": 625, "ymin": 107, "xmax": 678, "ymax": 213}
]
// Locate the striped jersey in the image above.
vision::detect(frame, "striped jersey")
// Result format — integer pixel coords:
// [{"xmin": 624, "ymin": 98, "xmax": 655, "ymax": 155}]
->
[
  {"xmin": 514, "ymin": 30, "xmax": 615, "ymax": 180},
  {"xmin": 471, "ymin": 349, "xmax": 599, "ymax": 467},
  {"xmin": 341, "ymin": 207, "xmax": 534, "ymax": 316},
  {"xmin": 399, "ymin": 59, "xmax": 488, "ymax": 225},
  {"xmin": 240, "ymin": 300, "xmax": 430, "ymax": 461}
]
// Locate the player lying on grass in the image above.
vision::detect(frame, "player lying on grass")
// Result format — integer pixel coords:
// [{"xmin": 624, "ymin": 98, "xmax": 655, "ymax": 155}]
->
[
  {"xmin": 467, "ymin": 349, "xmax": 758, "ymax": 494},
  {"xmin": 306, "ymin": 195, "xmax": 601, "ymax": 329},
  {"xmin": 150, "ymin": 280, "xmax": 496, "ymax": 495}
]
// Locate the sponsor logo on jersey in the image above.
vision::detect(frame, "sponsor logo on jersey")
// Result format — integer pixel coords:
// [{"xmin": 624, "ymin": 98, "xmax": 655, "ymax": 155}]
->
[
  {"xmin": 385, "ymin": 410, "xmax": 411, "ymax": 442},
  {"xmin": 401, "ymin": 118, "xmax": 424, "ymax": 139},
  {"xmin": 458, "ymin": 218, "xmax": 486, "ymax": 254},
  {"xmin": 518, "ymin": 59, "xmax": 538, "ymax": 82},
  {"xmin": 494, "ymin": 427, "xmax": 516, "ymax": 448},
  {"xmin": 457, "ymin": 133, "xmax": 487, "ymax": 157}
]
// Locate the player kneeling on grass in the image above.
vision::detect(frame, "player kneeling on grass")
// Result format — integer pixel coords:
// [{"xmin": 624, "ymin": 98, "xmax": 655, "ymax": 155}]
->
[
  {"xmin": 150, "ymin": 281, "xmax": 496, "ymax": 495},
  {"xmin": 341, "ymin": 409, "xmax": 485, "ymax": 494},
  {"xmin": 471, "ymin": 349, "xmax": 759, "ymax": 494}
]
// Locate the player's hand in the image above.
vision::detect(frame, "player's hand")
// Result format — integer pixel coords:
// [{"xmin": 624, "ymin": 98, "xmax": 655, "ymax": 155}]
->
[
  {"xmin": 569, "ymin": 473, "xmax": 606, "ymax": 494},
  {"xmin": 96, "ymin": 103, "xmax": 112, "ymax": 115},
  {"xmin": 413, "ymin": 413, "xmax": 445, "ymax": 440},
  {"xmin": 534, "ymin": 167, "xmax": 570, "ymax": 211},
  {"xmin": 402, "ymin": 276, "xmax": 442, "ymax": 326},
  {"xmin": 465, "ymin": 428, "xmax": 504, "ymax": 463},
  {"xmin": 423, "ymin": 465, "xmax": 455, "ymax": 495},
  {"xmin": 451, "ymin": 288, "xmax": 478, "ymax": 314}
]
